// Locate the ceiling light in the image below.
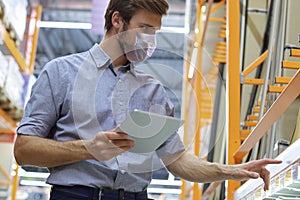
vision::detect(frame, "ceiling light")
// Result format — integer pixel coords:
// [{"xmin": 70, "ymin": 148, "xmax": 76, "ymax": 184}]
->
[
  {"xmin": 37, "ymin": 21, "xmax": 92, "ymax": 29},
  {"xmin": 37, "ymin": 21, "xmax": 188, "ymax": 34},
  {"xmin": 159, "ymin": 27, "xmax": 189, "ymax": 34}
]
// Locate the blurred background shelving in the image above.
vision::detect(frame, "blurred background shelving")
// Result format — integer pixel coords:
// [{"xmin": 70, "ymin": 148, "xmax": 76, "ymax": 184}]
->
[{"xmin": 1, "ymin": 0, "xmax": 300, "ymax": 199}]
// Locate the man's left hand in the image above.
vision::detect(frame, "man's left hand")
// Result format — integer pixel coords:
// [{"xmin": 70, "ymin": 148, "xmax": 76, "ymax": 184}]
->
[{"xmin": 231, "ymin": 159, "xmax": 282, "ymax": 191}]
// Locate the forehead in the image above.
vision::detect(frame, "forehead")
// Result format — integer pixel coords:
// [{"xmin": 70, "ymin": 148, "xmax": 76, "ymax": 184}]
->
[{"xmin": 129, "ymin": 9, "xmax": 163, "ymax": 29}]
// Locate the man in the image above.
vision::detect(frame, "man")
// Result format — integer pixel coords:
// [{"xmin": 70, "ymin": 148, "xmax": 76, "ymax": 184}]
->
[{"xmin": 14, "ymin": 0, "xmax": 281, "ymax": 199}]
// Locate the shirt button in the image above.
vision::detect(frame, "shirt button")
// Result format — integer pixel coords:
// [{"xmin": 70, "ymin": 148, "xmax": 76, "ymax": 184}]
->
[
  {"xmin": 119, "ymin": 79, "xmax": 122, "ymax": 83},
  {"xmin": 119, "ymin": 102, "xmax": 123, "ymax": 106},
  {"xmin": 120, "ymin": 170, "xmax": 126, "ymax": 175}
]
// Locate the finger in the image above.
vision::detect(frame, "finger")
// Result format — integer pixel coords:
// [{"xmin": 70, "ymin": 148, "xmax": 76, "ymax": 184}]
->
[
  {"xmin": 119, "ymin": 145, "xmax": 134, "ymax": 152},
  {"xmin": 246, "ymin": 171, "xmax": 259, "ymax": 179},
  {"xmin": 112, "ymin": 124, "xmax": 128, "ymax": 134},
  {"xmin": 105, "ymin": 132, "xmax": 128, "ymax": 140},
  {"xmin": 245, "ymin": 159, "xmax": 282, "ymax": 172},
  {"xmin": 104, "ymin": 147, "xmax": 127, "ymax": 158},
  {"xmin": 111, "ymin": 125, "xmax": 121, "ymax": 132},
  {"xmin": 256, "ymin": 159, "xmax": 282, "ymax": 166},
  {"xmin": 260, "ymin": 168, "xmax": 270, "ymax": 191},
  {"xmin": 110, "ymin": 139, "xmax": 134, "ymax": 149},
  {"xmin": 108, "ymin": 141, "xmax": 134, "ymax": 153}
]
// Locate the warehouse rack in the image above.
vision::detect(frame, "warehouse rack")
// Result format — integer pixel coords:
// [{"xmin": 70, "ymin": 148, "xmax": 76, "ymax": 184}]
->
[
  {"xmin": 223, "ymin": 1, "xmax": 300, "ymax": 199},
  {"xmin": 181, "ymin": 0, "xmax": 226, "ymax": 199},
  {"xmin": 181, "ymin": 0, "xmax": 300, "ymax": 199},
  {"xmin": 0, "ymin": 4, "xmax": 42, "ymax": 200},
  {"xmin": 228, "ymin": 0, "xmax": 300, "ymax": 199}
]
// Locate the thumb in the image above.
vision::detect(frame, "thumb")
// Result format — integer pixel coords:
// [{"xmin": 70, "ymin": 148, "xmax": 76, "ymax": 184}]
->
[
  {"xmin": 111, "ymin": 125, "xmax": 121, "ymax": 132},
  {"xmin": 247, "ymin": 171, "xmax": 259, "ymax": 179}
]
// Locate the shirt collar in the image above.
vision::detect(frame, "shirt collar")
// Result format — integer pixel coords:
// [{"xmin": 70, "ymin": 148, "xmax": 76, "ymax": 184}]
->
[
  {"xmin": 117, "ymin": 62, "xmax": 136, "ymax": 77},
  {"xmin": 89, "ymin": 44, "xmax": 111, "ymax": 68},
  {"xmin": 89, "ymin": 44, "xmax": 136, "ymax": 77},
  {"xmin": 129, "ymin": 62, "xmax": 136, "ymax": 77}
]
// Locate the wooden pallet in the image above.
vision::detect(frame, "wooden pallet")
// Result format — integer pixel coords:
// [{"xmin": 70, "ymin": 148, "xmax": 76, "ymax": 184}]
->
[{"xmin": 0, "ymin": 88, "xmax": 24, "ymax": 121}]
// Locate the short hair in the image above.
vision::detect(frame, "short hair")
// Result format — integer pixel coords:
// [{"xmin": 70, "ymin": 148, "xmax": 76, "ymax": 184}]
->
[{"xmin": 104, "ymin": 0, "xmax": 169, "ymax": 31}]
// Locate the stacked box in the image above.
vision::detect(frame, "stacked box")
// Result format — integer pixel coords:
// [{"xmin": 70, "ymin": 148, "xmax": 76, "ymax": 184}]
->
[
  {"xmin": 0, "ymin": 0, "xmax": 27, "ymax": 41},
  {"xmin": 3, "ymin": 56, "xmax": 25, "ymax": 108},
  {"xmin": 0, "ymin": 50, "xmax": 8, "ymax": 88}
]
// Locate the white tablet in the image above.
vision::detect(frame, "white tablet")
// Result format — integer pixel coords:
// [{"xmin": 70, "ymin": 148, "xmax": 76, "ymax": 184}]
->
[{"xmin": 118, "ymin": 109, "xmax": 184, "ymax": 153}]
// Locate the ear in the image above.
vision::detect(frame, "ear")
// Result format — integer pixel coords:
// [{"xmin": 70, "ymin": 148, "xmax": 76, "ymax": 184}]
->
[{"xmin": 111, "ymin": 11, "xmax": 124, "ymax": 29}]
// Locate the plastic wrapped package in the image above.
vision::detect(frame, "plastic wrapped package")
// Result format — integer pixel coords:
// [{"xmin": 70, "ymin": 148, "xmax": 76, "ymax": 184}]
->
[
  {"xmin": 3, "ymin": 56, "xmax": 25, "ymax": 108},
  {"xmin": 0, "ymin": 0, "xmax": 27, "ymax": 41},
  {"xmin": 0, "ymin": 50, "xmax": 8, "ymax": 88}
]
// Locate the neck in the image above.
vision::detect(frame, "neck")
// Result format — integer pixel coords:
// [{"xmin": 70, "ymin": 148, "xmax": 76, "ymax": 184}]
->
[{"xmin": 100, "ymin": 31, "xmax": 128, "ymax": 68}]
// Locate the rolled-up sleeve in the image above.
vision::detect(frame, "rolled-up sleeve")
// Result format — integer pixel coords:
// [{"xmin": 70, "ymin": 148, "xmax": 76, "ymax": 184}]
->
[
  {"xmin": 17, "ymin": 61, "xmax": 60, "ymax": 138},
  {"xmin": 156, "ymin": 133, "xmax": 185, "ymax": 158},
  {"xmin": 156, "ymin": 94, "xmax": 185, "ymax": 158}
]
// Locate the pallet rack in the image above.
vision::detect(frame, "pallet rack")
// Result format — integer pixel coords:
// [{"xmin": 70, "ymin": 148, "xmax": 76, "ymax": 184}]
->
[
  {"xmin": 0, "ymin": 4, "xmax": 42, "ymax": 200},
  {"xmin": 182, "ymin": 0, "xmax": 300, "ymax": 199}
]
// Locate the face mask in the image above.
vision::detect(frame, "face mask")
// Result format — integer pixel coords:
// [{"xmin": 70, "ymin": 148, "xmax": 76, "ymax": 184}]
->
[{"xmin": 126, "ymin": 32, "xmax": 156, "ymax": 62}]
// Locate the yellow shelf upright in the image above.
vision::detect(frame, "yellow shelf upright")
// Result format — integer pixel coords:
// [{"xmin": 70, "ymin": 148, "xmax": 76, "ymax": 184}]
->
[
  {"xmin": 192, "ymin": 1, "xmax": 205, "ymax": 199},
  {"xmin": 25, "ymin": 5, "xmax": 42, "ymax": 74},
  {"xmin": 226, "ymin": 0, "xmax": 241, "ymax": 199}
]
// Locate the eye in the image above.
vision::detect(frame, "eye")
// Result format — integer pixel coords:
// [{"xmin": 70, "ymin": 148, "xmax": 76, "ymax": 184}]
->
[{"xmin": 140, "ymin": 25, "xmax": 156, "ymax": 34}]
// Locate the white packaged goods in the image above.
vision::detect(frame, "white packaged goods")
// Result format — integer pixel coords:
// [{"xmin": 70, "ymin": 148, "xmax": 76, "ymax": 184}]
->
[
  {"xmin": 0, "ymin": 51, "xmax": 8, "ymax": 88},
  {"xmin": 23, "ymin": 74, "xmax": 36, "ymax": 107},
  {"xmin": 3, "ymin": 56, "xmax": 25, "ymax": 107},
  {"xmin": 0, "ymin": 0, "xmax": 27, "ymax": 40},
  {"xmin": 0, "ymin": 142, "xmax": 14, "ymax": 198}
]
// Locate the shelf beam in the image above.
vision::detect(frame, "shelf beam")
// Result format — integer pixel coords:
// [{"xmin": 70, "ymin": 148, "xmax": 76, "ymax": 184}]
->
[
  {"xmin": 209, "ymin": 17, "xmax": 226, "ymax": 23},
  {"xmin": 248, "ymin": 115, "xmax": 258, "ymax": 121},
  {"xmin": 275, "ymin": 77, "xmax": 291, "ymax": 84},
  {"xmin": 0, "ymin": 23, "xmax": 29, "ymax": 74},
  {"xmin": 268, "ymin": 85, "xmax": 285, "ymax": 93},
  {"xmin": 234, "ymin": 69, "xmax": 300, "ymax": 162},
  {"xmin": 290, "ymin": 48, "xmax": 300, "ymax": 57},
  {"xmin": 244, "ymin": 121, "xmax": 257, "ymax": 127},
  {"xmin": 243, "ymin": 78, "xmax": 264, "ymax": 85},
  {"xmin": 242, "ymin": 50, "xmax": 268, "ymax": 76},
  {"xmin": 240, "ymin": 130, "xmax": 251, "ymax": 141},
  {"xmin": 282, "ymin": 61, "xmax": 300, "ymax": 69}
]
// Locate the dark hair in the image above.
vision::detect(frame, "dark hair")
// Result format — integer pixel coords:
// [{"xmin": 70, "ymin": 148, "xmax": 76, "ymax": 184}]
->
[{"xmin": 104, "ymin": 0, "xmax": 169, "ymax": 31}]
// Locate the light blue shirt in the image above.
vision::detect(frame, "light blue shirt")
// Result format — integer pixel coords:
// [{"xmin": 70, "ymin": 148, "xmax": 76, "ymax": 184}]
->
[{"xmin": 17, "ymin": 44, "xmax": 185, "ymax": 192}]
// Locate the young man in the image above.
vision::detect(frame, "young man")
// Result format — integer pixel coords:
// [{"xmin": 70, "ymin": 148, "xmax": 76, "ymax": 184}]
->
[{"xmin": 14, "ymin": 0, "xmax": 281, "ymax": 199}]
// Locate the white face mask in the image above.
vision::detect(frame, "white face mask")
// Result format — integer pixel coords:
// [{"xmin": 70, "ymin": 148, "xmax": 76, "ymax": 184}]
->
[{"xmin": 125, "ymin": 32, "xmax": 156, "ymax": 62}]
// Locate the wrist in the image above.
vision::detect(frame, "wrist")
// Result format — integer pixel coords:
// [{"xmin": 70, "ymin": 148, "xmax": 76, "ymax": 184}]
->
[
  {"xmin": 218, "ymin": 164, "xmax": 235, "ymax": 180},
  {"xmin": 81, "ymin": 139, "xmax": 96, "ymax": 160}
]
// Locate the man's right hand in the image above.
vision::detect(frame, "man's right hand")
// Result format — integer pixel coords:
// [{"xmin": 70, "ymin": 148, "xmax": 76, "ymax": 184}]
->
[
  {"xmin": 84, "ymin": 125, "xmax": 135, "ymax": 161},
  {"xmin": 14, "ymin": 125, "xmax": 134, "ymax": 168}
]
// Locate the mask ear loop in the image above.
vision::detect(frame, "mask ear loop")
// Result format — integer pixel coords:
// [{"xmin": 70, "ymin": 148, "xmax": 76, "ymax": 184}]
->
[
  {"xmin": 116, "ymin": 19, "xmax": 129, "ymax": 59},
  {"xmin": 118, "ymin": 21, "xmax": 143, "ymax": 63}
]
